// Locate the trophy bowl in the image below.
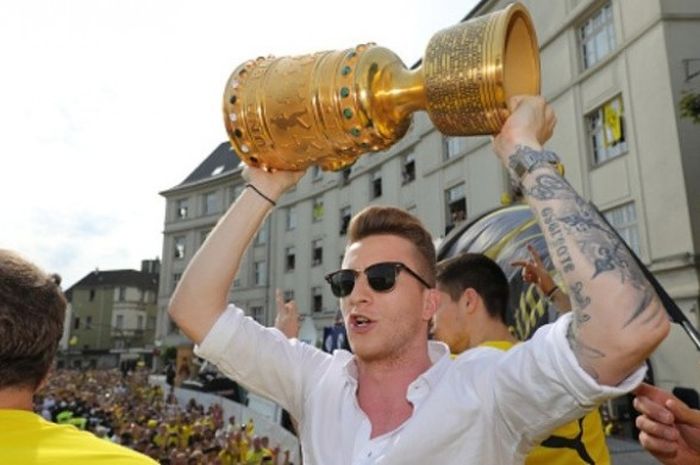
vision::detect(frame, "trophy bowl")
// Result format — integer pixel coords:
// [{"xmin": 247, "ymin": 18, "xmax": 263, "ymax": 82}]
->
[{"xmin": 223, "ymin": 2, "xmax": 539, "ymax": 171}]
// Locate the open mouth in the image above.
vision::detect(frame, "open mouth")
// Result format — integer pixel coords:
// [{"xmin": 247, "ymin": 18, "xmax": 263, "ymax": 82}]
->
[{"xmin": 350, "ymin": 314, "xmax": 374, "ymax": 329}]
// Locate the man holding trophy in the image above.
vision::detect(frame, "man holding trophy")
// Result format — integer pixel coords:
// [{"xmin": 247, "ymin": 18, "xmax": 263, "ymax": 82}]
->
[{"xmin": 169, "ymin": 4, "xmax": 669, "ymax": 464}]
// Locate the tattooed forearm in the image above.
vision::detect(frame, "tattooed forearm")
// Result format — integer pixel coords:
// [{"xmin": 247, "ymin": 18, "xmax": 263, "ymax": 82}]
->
[
  {"xmin": 524, "ymin": 173, "xmax": 657, "ymax": 330},
  {"xmin": 566, "ymin": 322, "xmax": 604, "ymax": 381},
  {"xmin": 541, "ymin": 208, "xmax": 575, "ymax": 273},
  {"xmin": 570, "ymin": 282, "xmax": 591, "ymax": 310}
]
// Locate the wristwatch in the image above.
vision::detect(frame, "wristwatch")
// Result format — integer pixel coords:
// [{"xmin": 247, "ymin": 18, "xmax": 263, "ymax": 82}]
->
[{"xmin": 507, "ymin": 146, "xmax": 562, "ymax": 183}]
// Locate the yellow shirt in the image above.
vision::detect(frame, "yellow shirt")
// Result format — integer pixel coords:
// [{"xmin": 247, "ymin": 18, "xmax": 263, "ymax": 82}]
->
[
  {"xmin": 480, "ymin": 340, "xmax": 611, "ymax": 465},
  {"xmin": 0, "ymin": 409, "xmax": 157, "ymax": 465}
]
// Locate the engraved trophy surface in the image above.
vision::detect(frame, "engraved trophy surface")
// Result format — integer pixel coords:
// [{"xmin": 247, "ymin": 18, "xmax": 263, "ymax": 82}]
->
[{"xmin": 223, "ymin": 2, "xmax": 539, "ymax": 171}]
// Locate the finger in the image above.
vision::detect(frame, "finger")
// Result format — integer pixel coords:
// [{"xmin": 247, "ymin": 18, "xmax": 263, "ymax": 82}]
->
[
  {"xmin": 527, "ymin": 244, "xmax": 545, "ymax": 267},
  {"xmin": 638, "ymin": 431, "xmax": 679, "ymax": 459},
  {"xmin": 634, "ymin": 395, "xmax": 675, "ymax": 424},
  {"xmin": 635, "ymin": 383, "xmax": 678, "ymax": 406},
  {"xmin": 511, "ymin": 261, "xmax": 529, "ymax": 268},
  {"xmin": 636, "ymin": 414, "xmax": 679, "ymax": 441},
  {"xmin": 666, "ymin": 398, "xmax": 700, "ymax": 426},
  {"xmin": 507, "ymin": 95, "xmax": 526, "ymax": 113}
]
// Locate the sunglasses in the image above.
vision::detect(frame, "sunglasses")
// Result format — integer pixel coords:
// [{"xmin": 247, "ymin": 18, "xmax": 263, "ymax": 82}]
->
[{"xmin": 325, "ymin": 261, "xmax": 432, "ymax": 298}]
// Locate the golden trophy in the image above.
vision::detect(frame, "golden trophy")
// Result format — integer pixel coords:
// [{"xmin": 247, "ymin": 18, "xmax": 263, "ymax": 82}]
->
[{"xmin": 223, "ymin": 2, "xmax": 539, "ymax": 172}]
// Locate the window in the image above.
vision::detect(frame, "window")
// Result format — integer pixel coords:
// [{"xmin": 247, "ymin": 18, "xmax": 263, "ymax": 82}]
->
[
  {"xmin": 445, "ymin": 137, "xmax": 467, "ymax": 159},
  {"xmin": 255, "ymin": 221, "xmax": 268, "ymax": 245},
  {"xmin": 402, "ymin": 152, "xmax": 416, "ymax": 184},
  {"xmin": 254, "ymin": 261, "xmax": 267, "ymax": 286},
  {"xmin": 341, "ymin": 168, "xmax": 352, "ymax": 185},
  {"xmin": 118, "ymin": 287, "xmax": 126, "ymax": 302},
  {"xmin": 283, "ymin": 290, "xmax": 295, "ymax": 302},
  {"xmin": 371, "ymin": 171, "xmax": 382, "ymax": 199},
  {"xmin": 339, "ymin": 206, "xmax": 351, "ymax": 236},
  {"xmin": 174, "ymin": 236, "xmax": 186, "ymax": 259},
  {"xmin": 604, "ymin": 202, "xmax": 640, "ymax": 255},
  {"xmin": 312, "ymin": 239, "xmax": 323, "ymax": 266},
  {"xmin": 89, "ymin": 289, "xmax": 95, "ymax": 301},
  {"xmin": 233, "ymin": 274, "xmax": 241, "ymax": 288},
  {"xmin": 285, "ymin": 206, "xmax": 297, "ymax": 230},
  {"xmin": 203, "ymin": 191, "xmax": 220, "ymax": 215},
  {"xmin": 579, "ymin": 2, "xmax": 615, "ymax": 70},
  {"xmin": 285, "ymin": 246, "xmax": 296, "ymax": 272},
  {"xmin": 445, "ymin": 183, "xmax": 467, "ymax": 234},
  {"xmin": 587, "ymin": 95, "xmax": 627, "ymax": 165},
  {"xmin": 312, "ymin": 165, "xmax": 323, "ymax": 182},
  {"xmin": 251, "ymin": 306, "xmax": 264, "ymax": 323},
  {"xmin": 175, "ymin": 198, "xmax": 189, "ymax": 220},
  {"xmin": 147, "ymin": 316, "xmax": 156, "ymax": 330},
  {"xmin": 137, "ymin": 315, "xmax": 144, "ymax": 330},
  {"xmin": 211, "ymin": 165, "xmax": 225, "ymax": 176},
  {"xmin": 85, "ymin": 316, "xmax": 92, "ymax": 330},
  {"xmin": 116, "ymin": 315, "xmax": 124, "ymax": 329},
  {"xmin": 312, "ymin": 287, "xmax": 323, "ymax": 313},
  {"xmin": 74, "ymin": 317, "xmax": 80, "ymax": 330},
  {"xmin": 312, "ymin": 197, "xmax": 324, "ymax": 222},
  {"xmin": 172, "ymin": 273, "xmax": 182, "ymax": 292}
]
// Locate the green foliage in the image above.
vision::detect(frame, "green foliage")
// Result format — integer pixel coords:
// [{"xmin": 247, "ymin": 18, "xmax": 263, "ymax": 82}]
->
[{"xmin": 679, "ymin": 91, "xmax": 700, "ymax": 124}]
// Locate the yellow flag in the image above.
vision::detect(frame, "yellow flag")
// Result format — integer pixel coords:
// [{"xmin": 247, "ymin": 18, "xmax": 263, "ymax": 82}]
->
[{"xmin": 603, "ymin": 100, "xmax": 622, "ymax": 146}]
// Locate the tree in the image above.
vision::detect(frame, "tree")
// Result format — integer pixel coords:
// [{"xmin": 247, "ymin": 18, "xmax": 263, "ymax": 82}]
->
[{"xmin": 680, "ymin": 91, "xmax": 700, "ymax": 124}]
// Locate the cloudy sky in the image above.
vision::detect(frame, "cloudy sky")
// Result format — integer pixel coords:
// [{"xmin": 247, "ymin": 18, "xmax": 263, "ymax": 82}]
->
[{"xmin": 0, "ymin": 0, "xmax": 478, "ymax": 289}]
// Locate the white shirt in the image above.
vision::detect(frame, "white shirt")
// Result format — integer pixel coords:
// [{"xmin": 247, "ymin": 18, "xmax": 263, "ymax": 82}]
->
[{"xmin": 195, "ymin": 305, "xmax": 645, "ymax": 465}]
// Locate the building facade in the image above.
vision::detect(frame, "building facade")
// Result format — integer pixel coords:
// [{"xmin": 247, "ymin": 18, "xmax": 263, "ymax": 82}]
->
[
  {"xmin": 62, "ymin": 260, "xmax": 160, "ymax": 369},
  {"xmin": 156, "ymin": 0, "xmax": 700, "ymax": 394}
]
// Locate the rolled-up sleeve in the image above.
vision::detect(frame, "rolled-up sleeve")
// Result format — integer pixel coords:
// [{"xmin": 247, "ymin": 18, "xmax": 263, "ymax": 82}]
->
[
  {"xmin": 194, "ymin": 304, "xmax": 331, "ymax": 421},
  {"xmin": 489, "ymin": 313, "xmax": 646, "ymax": 454}
]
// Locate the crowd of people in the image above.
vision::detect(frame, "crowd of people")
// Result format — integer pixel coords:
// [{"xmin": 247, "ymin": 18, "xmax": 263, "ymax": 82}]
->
[{"xmin": 34, "ymin": 369, "xmax": 294, "ymax": 465}]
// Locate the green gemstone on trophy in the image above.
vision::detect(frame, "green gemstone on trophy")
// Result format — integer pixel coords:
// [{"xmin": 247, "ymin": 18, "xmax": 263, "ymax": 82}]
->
[
  {"xmin": 340, "ymin": 87, "xmax": 350, "ymax": 98},
  {"xmin": 350, "ymin": 127, "xmax": 361, "ymax": 137},
  {"xmin": 341, "ymin": 66, "xmax": 352, "ymax": 76},
  {"xmin": 343, "ymin": 108, "xmax": 353, "ymax": 119}
]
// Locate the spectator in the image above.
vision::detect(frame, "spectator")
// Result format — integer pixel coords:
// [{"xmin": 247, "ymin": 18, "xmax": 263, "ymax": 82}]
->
[{"xmin": 0, "ymin": 249, "xmax": 156, "ymax": 464}]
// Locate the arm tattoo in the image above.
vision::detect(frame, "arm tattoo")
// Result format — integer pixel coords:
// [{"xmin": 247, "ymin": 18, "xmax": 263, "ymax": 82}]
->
[
  {"xmin": 570, "ymin": 282, "xmax": 591, "ymax": 311},
  {"xmin": 566, "ymin": 321, "xmax": 604, "ymax": 381},
  {"xmin": 523, "ymin": 172, "xmax": 658, "ymax": 373}
]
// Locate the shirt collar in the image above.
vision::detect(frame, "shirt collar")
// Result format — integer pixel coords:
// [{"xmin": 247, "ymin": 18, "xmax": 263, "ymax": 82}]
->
[{"xmin": 340, "ymin": 341, "xmax": 451, "ymax": 391}]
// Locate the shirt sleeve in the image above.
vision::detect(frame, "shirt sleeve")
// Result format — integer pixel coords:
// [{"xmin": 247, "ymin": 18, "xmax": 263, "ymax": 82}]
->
[
  {"xmin": 194, "ymin": 304, "xmax": 331, "ymax": 421},
  {"xmin": 488, "ymin": 312, "xmax": 646, "ymax": 454}
]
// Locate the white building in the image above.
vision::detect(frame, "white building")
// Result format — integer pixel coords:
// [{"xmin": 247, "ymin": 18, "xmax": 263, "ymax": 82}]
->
[{"xmin": 156, "ymin": 0, "xmax": 700, "ymax": 397}]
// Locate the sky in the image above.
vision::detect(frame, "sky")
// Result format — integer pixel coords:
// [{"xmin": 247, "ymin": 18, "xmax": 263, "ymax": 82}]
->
[{"xmin": 0, "ymin": 0, "xmax": 479, "ymax": 290}]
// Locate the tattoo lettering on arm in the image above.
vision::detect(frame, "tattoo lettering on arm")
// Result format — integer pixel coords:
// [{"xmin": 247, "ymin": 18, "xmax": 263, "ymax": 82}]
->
[
  {"xmin": 523, "ymin": 172, "xmax": 662, "ymax": 379},
  {"xmin": 525, "ymin": 174, "xmax": 657, "ymax": 328}
]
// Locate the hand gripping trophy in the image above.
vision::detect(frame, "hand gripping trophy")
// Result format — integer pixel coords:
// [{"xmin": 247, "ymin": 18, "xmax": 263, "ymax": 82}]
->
[{"xmin": 223, "ymin": 2, "xmax": 539, "ymax": 172}]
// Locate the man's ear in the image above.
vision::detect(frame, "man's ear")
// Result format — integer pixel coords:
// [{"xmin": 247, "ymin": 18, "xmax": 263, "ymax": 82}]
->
[
  {"xmin": 422, "ymin": 288, "xmax": 441, "ymax": 321},
  {"xmin": 463, "ymin": 288, "xmax": 480, "ymax": 314}
]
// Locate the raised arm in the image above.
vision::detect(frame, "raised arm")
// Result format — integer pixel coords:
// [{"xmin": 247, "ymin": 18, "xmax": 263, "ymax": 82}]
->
[
  {"xmin": 512, "ymin": 243, "xmax": 572, "ymax": 312},
  {"xmin": 493, "ymin": 96, "xmax": 669, "ymax": 386},
  {"xmin": 168, "ymin": 166, "xmax": 304, "ymax": 344}
]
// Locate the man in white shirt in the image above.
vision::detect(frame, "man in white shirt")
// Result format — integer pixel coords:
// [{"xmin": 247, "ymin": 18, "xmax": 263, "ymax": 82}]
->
[{"xmin": 168, "ymin": 96, "xmax": 670, "ymax": 464}]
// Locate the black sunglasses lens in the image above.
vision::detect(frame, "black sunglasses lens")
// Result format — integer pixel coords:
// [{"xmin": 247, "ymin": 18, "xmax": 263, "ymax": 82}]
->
[
  {"xmin": 329, "ymin": 270, "xmax": 356, "ymax": 297},
  {"xmin": 365, "ymin": 263, "xmax": 397, "ymax": 292}
]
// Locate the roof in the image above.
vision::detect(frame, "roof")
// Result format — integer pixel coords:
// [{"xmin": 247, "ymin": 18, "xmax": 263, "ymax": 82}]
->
[
  {"xmin": 65, "ymin": 269, "xmax": 159, "ymax": 299},
  {"xmin": 179, "ymin": 142, "xmax": 241, "ymax": 187}
]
